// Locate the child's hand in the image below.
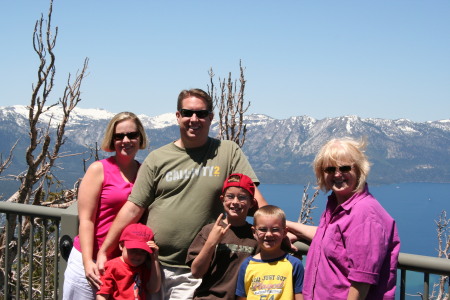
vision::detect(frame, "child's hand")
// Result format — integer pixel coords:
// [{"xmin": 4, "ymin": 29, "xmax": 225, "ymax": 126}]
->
[
  {"xmin": 206, "ymin": 213, "xmax": 231, "ymax": 247},
  {"xmin": 147, "ymin": 241, "xmax": 159, "ymax": 259}
]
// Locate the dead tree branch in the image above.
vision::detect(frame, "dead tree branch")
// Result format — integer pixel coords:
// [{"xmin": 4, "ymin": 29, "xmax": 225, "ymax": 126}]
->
[
  {"xmin": 208, "ymin": 60, "xmax": 250, "ymax": 147},
  {"xmin": 416, "ymin": 211, "xmax": 450, "ymax": 300},
  {"xmin": 298, "ymin": 184, "xmax": 319, "ymax": 225},
  {"xmin": 432, "ymin": 210, "xmax": 449, "ymax": 299},
  {"xmin": 0, "ymin": 139, "xmax": 18, "ymax": 176}
]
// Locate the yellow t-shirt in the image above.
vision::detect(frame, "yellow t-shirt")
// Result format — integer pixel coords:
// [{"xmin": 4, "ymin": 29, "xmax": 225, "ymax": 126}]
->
[{"xmin": 236, "ymin": 253, "xmax": 304, "ymax": 299}]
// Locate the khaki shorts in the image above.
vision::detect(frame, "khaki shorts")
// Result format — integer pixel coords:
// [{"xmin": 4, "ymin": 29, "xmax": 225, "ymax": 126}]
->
[{"xmin": 149, "ymin": 264, "xmax": 201, "ymax": 300}]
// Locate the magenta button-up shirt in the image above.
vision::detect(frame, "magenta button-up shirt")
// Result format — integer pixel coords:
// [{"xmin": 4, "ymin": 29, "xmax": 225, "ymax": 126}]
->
[{"xmin": 303, "ymin": 184, "xmax": 401, "ymax": 300}]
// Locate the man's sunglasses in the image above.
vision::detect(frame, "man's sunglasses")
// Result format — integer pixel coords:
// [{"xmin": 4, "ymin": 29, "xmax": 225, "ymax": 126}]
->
[
  {"xmin": 180, "ymin": 109, "xmax": 211, "ymax": 118},
  {"xmin": 113, "ymin": 131, "xmax": 140, "ymax": 141},
  {"xmin": 323, "ymin": 165, "xmax": 352, "ymax": 174}
]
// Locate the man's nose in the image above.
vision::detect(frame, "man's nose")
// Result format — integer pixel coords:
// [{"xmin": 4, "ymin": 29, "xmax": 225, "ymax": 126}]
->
[{"xmin": 190, "ymin": 113, "xmax": 199, "ymax": 121}]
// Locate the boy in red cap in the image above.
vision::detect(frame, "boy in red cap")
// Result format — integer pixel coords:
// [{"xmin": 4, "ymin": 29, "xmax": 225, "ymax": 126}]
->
[
  {"xmin": 97, "ymin": 223, "xmax": 161, "ymax": 300},
  {"xmin": 186, "ymin": 173, "xmax": 260, "ymax": 300}
]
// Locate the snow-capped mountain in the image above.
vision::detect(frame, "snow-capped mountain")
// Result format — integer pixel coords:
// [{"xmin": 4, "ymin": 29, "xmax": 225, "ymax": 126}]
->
[{"xmin": 1, "ymin": 105, "xmax": 450, "ymax": 192}]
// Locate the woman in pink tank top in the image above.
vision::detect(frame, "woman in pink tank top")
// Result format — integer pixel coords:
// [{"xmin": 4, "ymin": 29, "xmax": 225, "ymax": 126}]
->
[{"xmin": 63, "ymin": 112, "xmax": 148, "ymax": 300}]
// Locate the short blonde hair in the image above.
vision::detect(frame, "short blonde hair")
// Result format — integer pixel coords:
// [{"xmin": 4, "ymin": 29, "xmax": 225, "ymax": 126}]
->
[
  {"xmin": 313, "ymin": 137, "xmax": 370, "ymax": 193},
  {"xmin": 101, "ymin": 112, "xmax": 148, "ymax": 152},
  {"xmin": 253, "ymin": 205, "xmax": 286, "ymax": 228}
]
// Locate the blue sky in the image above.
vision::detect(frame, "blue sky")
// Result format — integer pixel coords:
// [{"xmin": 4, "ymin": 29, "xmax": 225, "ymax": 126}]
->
[{"xmin": 1, "ymin": 1, "xmax": 449, "ymax": 122}]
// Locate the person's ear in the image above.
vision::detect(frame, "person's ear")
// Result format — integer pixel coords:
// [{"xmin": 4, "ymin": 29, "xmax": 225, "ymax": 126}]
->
[
  {"xmin": 119, "ymin": 242, "xmax": 124, "ymax": 251},
  {"xmin": 208, "ymin": 112, "xmax": 214, "ymax": 121},
  {"xmin": 252, "ymin": 226, "xmax": 258, "ymax": 239},
  {"xmin": 175, "ymin": 111, "xmax": 181, "ymax": 124}
]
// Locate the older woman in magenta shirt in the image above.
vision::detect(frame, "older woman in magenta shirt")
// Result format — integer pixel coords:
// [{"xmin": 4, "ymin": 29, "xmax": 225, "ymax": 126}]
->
[{"xmin": 287, "ymin": 137, "xmax": 400, "ymax": 300}]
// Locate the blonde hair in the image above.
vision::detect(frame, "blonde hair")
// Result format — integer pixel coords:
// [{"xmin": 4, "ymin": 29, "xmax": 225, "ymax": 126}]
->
[
  {"xmin": 253, "ymin": 205, "xmax": 286, "ymax": 228},
  {"xmin": 101, "ymin": 112, "xmax": 148, "ymax": 152},
  {"xmin": 313, "ymin": 137, "xmax": 370, "ymax": 193}
]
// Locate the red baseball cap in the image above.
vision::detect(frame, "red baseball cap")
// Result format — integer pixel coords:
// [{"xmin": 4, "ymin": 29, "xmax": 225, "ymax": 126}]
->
[
  {"xmin": 120, "ymin": 223, "xmax": 154, "ymax": 255},
  {"xmin": 222, "ymin": 173, "xmax": 255, "ymax": 197}
]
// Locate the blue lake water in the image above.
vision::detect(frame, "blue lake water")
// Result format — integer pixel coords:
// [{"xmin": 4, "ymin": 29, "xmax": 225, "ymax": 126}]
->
[{"xmin": 258, "ymin": 182, "xmax": 450, "ymax": 298}]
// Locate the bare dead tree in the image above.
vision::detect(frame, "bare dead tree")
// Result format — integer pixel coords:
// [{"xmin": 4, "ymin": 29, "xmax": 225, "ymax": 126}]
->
[
  {"xmin": 411, "ymin": 211, "xmax": 450, "ymax": 300},
  {"xmin": 208, "ymin": 60, "xmax": 250, "ymax": 147},
  {"xmin": 6, "ymin": 36, "xmax": 89, "ymax": 204},
  {"xmin": 430, "ymin": 211, "xmax": 449, "ymax": 300},
  {"xmin": 0, "ymin": 0, "xmax": 88, "ymax": 297},
  {"xmin": 297, "ymin": 184, "xmax": 319, "ymax": 225}
]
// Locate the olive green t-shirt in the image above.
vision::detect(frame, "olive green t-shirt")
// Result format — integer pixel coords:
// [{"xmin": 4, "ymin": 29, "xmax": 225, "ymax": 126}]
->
[{"xmin": 129, "ymin": 138, "xmax": 259, "ymax": 267}]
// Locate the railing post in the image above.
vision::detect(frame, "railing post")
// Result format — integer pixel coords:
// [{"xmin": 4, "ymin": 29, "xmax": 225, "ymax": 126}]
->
[
  {"xmin": 58, "ymin": 202, "xmax": 79, "ymax": 300},
  {"xmin": 423, "ymin": 273, "xmax": 429, "ymax": 299},
  {"xmin": 4, "ymin": 213, "xmax": 10, "ymax": 300},
  {"xmin": 400, "ymin": 269, "xmax": 406, "ymax": 300}
]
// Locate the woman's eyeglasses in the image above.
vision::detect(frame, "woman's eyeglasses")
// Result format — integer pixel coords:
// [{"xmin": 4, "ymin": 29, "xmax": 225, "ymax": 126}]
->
[
  {"xmin": 323, "ymin": 165, "xmax": 352, "ymax": 174},
  {"xmin": 180, "ymin": 109, "xmax": 211, "ymax": 118},
  {"xmin": 113, "ymin": 131, "xmax": 140, "ymax": 141}
]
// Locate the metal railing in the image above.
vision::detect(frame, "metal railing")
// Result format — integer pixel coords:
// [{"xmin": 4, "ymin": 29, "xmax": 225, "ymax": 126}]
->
[
  {"xmin": 397, "ymin": 253, "xmax": 450, "ymax": 299},
  {"xmin": 1, "ymin": 201, "xmax": 449, "ymax": 299},
  {"xmin": 0, "ymin": 201, "xmax": 78, "ymax": 300},
  {"xmin": 293, "ymin": 241, "xmax": 450, "ymax": 298}
]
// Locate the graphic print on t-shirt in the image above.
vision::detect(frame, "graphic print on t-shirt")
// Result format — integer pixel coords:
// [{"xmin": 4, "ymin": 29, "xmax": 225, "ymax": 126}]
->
[
  {"xmin": 165, "ymin": 165, "xmax": 221, "ymax": 181},
  {"xmin": 250, "ymin": 274, "xmax": 287, "ymax": 296}
]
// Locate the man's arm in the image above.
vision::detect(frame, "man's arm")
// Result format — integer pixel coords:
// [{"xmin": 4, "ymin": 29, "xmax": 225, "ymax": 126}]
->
[
  {"xmin": 253, "ymin": 186, "xmax": 268, "ymax": 208},
  {"xmin": 96, "ymin": 201, "xmax": 145, "ymax": 273},
  {"xmin": 247, "ymin": 186, "xmax": 268, "ymax": 216},
  {"xmin": 96, "ymin": 294, "xmax": 109, "ymax": 300}
]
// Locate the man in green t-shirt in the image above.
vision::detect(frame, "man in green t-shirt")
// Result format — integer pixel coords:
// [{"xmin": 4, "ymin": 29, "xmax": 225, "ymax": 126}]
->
[{"xmin": 97, "ymin": 88, "xmax": 267, "ymax": 300}]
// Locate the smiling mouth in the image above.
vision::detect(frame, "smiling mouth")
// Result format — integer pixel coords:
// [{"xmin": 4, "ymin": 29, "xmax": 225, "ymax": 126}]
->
[
  {"xmin": 263, "ymin": 239, "xmax": 277, "ymax": 246},
  {"xmin": 333, "ymin": 177, "xmax": 347, "ymax": 185},
  {"xmin": 229, "ymin": 207, "xmax": 243, "ymax": 213},
  {"xmin": 188, "ymin": 126, "xmax": 200, "ymax": 131}
]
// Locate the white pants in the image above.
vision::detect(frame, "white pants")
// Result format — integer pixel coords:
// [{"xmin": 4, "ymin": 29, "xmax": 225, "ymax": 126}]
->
[
  {"xmin": 149, "ymin": 264, "xmax": 201, "ymax": 300},
  {"xmin": 62, "ymin": 247, "xmax": 97, "ymax": 300}
]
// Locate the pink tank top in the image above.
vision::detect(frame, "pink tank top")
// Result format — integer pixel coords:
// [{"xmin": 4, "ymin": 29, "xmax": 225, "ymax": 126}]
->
[{"xmin": 73, "ymin": 156, "xmax": 138, "ymax": 259}]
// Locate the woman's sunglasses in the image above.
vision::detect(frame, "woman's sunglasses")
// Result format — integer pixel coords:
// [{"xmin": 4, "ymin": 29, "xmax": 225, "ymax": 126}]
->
[
  {"xmin": 113, "ymin": 131, "xmax": 140, "ymax": 141},
  {"xmin": 180, "ymin": 109, "xmax": 211, "ymax": 118},
  {"xmin": 323, "ymin": 165, "xmax": 352, "ymax": 174}
]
